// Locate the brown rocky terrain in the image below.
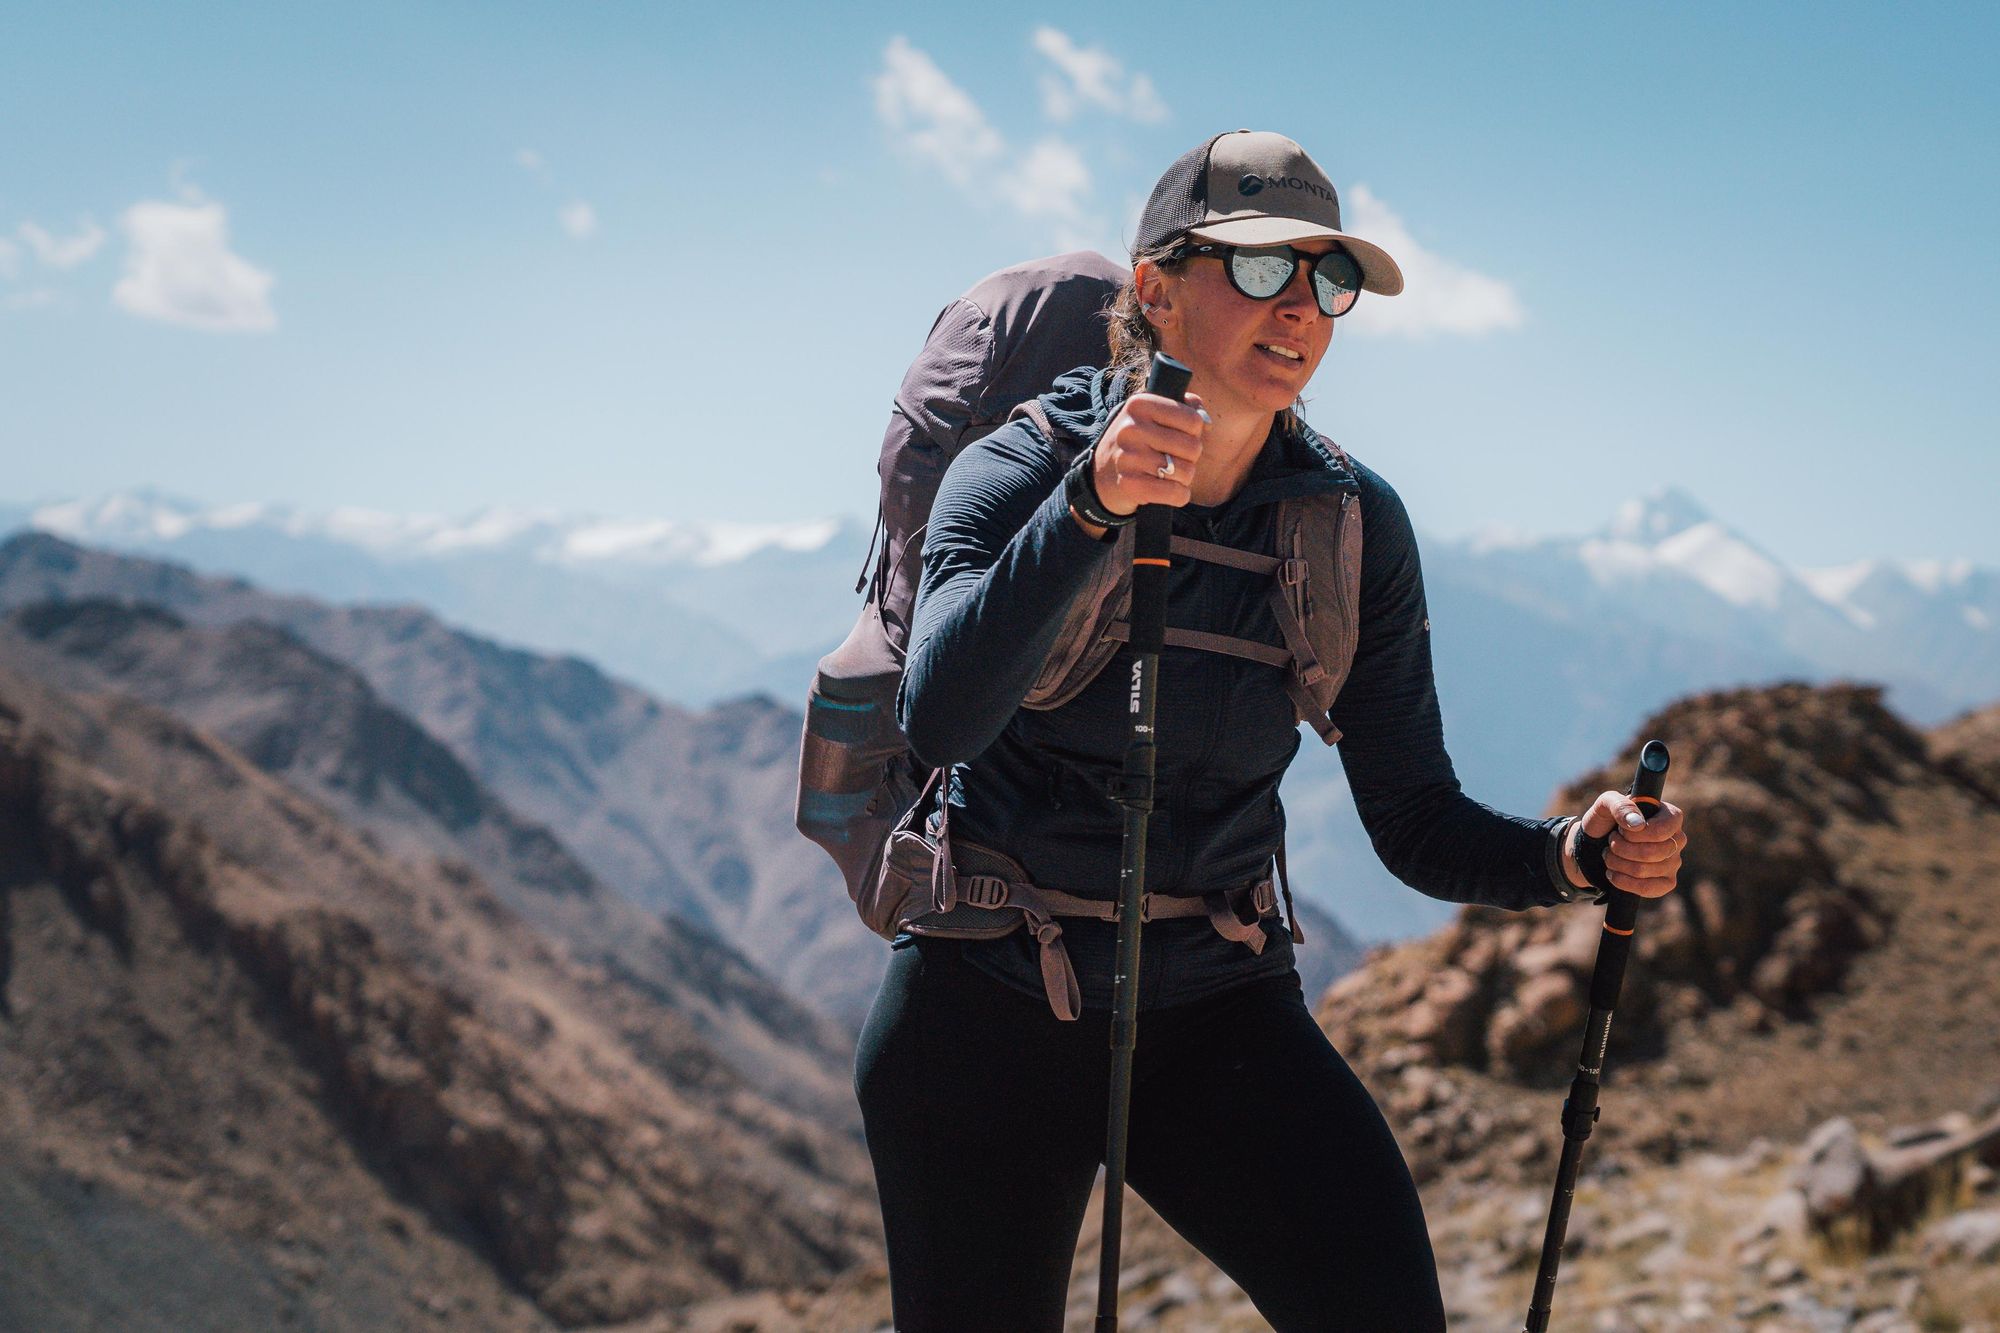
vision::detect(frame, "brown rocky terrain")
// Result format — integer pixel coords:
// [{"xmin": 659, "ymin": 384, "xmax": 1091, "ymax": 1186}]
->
[
  {"xmin": 0, "ymin": 530, "xmax": 886, "ymax": 1023},
  {"xmin": 0, "ymin": 598, "xmax": 854, "ymax": 1127},
  {"xmin": 1320, "ymin": 683, "xmax": 2000, "ymax": 1173},
  {"xmin": 0, "ymin": 663, "xmax": 880, "ymax": 1330}
]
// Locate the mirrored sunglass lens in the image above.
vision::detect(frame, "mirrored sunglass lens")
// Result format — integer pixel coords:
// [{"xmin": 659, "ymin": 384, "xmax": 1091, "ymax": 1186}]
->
[
  {"xmin": 1229, "ymin": 249, "xmax": 1297, "ymax": 299},
  {"xmin": 1312, "ymin": 251, "xmax": 1363, "ymax": 316}
]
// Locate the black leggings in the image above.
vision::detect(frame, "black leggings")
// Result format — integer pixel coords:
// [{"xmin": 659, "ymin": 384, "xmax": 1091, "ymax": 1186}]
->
[{"xmin": 854, "ymin": 940, "xmax": 1447, "ymax": 1332}]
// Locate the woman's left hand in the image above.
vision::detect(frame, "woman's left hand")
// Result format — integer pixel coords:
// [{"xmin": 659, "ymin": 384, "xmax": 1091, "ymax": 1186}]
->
[{"xmin": 1560, "ymin": 792, "xmax": 1687, "ymax": 898}]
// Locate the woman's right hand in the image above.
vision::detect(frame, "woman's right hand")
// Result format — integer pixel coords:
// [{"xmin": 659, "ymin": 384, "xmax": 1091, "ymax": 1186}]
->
[{"xmin": 1092, "ymin": 391, "xmax": 1207, "ymax": 515}]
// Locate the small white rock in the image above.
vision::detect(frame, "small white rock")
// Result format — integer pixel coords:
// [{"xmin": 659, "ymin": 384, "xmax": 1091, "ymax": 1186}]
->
[{"xmin": 1922, "ymin": 1207, "xmax": 2000, "ymax": 1263}]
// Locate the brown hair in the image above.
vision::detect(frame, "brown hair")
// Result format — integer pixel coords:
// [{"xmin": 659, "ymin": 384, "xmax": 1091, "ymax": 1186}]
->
[
  {"xmin": 1105, "ymin": 240, "xmax": 1186, "ymax": 389},
  {"xmin": 1103, "ymin": 239, "xmax": 1306, "ymax": 433}
]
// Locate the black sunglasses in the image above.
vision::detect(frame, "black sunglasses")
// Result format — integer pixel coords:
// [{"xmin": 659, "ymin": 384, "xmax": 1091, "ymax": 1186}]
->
[{"xmin": 1174, "ymin": 242, "xmax": 1364, "ymax": 318}]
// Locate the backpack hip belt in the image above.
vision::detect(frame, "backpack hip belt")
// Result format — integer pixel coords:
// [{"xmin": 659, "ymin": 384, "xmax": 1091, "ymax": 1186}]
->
[{"xmin": 875, "ymin": 783, "xmax": 1298, "ymax": 1021}]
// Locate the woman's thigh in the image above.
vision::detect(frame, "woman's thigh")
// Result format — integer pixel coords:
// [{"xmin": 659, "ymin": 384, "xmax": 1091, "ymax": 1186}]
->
[
  {"xmin": 854, "ymin": 941, "xmax": 1107, "ymax": 1333},
  {"xmin": 1123, "ymin": 976, "xmax": 1446, "ymax": 1333}
]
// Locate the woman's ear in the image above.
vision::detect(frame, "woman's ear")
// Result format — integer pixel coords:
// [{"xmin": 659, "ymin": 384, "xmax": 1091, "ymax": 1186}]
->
[{"xmin": 1135, "ymin": 260, "xmax": 1171, "ymax": 325}]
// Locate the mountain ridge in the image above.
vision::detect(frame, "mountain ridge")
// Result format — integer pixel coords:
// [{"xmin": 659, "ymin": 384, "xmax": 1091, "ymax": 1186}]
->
[
  {"xmin": 0, "ymin": 597, "xmax": 858, "ymax": 1124},
  {"xmin": 8, "ymin": 486, "xmax": 1991, "ymax": 719},
  {"xmin": 0, "ymin": 659, "xmax": 881, "ymax": 1328}
]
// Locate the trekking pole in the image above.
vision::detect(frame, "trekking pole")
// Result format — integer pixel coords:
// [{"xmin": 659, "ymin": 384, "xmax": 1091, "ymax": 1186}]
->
[
  {"xmin": 1523, "ymin": 739, "xmax": 1671, "ymax": 1333},
  {"xmin": 1096, "ymin": 351, "xmax": 1192, "ymax": 1333}
]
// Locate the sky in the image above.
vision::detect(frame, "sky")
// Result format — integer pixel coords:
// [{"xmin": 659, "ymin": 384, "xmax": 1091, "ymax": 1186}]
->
[{"xmin": 3, "ymin": 1, "xmax": 1998, "ymax": 569}]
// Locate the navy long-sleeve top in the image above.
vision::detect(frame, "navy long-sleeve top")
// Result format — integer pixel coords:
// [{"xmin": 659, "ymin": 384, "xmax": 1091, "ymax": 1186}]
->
[{"xmin": 898, "ymin": 367, "xmax": 1573, "ymax": 1011}]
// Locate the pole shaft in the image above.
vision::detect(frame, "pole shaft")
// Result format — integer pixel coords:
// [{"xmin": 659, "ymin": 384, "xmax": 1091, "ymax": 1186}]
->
[
  {"xmin": 1522, "ymin": 741, "xmax": 1670, "ymax": 1332},
  {"xmin": 1096, "ymin": 644, "xmax": 1157, "ymax": 1329}
]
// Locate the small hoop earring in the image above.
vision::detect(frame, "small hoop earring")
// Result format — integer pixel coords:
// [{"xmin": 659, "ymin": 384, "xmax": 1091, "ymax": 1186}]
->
[{"xmin": 1140, "ymin": 302, "xmax": 1159, "ymax": 314}]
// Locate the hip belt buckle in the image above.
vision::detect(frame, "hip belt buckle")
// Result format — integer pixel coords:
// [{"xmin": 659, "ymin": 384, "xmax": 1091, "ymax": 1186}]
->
[{"xmin": 960, "ymin": 874, "xmax": 1009, "ymax": 909}]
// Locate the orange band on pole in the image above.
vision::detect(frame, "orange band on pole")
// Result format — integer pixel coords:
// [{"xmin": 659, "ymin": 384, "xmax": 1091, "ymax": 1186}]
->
[
  {"xmin": 1633, "ymin": 794, "xmax": 1662, "ymax": 808},
  {"xmin": 1133, "ymin": 558, "xmax": 1171, "ymax": 568},
  {"xmin": 1603, "ymin": 922, "xmax": 1634, "ymax": 937}
]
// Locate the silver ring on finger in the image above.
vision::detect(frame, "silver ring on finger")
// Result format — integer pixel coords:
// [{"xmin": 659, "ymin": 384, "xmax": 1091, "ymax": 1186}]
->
[{"xmin": 1156, "ymin": 454, "xmax": 1176, "ymax": 480}]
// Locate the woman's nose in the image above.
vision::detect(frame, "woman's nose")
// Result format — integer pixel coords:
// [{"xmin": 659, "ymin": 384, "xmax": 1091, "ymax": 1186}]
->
[{"xmin": 1275, "ymin": 263, "xmax": 1319, "ymax": 319}]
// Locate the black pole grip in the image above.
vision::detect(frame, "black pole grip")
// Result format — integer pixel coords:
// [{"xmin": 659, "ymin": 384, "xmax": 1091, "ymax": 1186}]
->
[
  {"xmin": 1130, "ymin": 353, "xmax": 1191, "ymax": 649},
  {"xmin": 1144, "ymin": 351, "xmax": 1193, "ymax": 402},
  {"xmin": 1597, "ymin": 740, "xmax": 1669, "ymax": 941}
]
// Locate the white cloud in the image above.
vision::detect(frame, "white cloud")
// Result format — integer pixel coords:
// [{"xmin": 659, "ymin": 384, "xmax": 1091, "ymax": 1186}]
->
[
  {"xmin": 1341, "ymin": 185, "xmax": 1524, "ymax": 338},
  {"xmin": 999, "ymin": 138, "xmax": 1091, "ymax": 220},
  {"xmin": 113, "ymin": 193, "xmax": 276, "ymax": 333},
  {"xmin": 5, "ymin": 288, "xmax": 59, "ymax": 311},
  {"xmin": 872, "ymin": 37, "xmax": 1108, "ymax": 245},
  {"xmin": 559, "ymin": 200, "xmax": 598, "ymax": 239},
  {"xmin": 0, "ymin": 236, "xmax": 17, "ymax": 280},
  {"xmin": 873, "ymin": 35, "xmax": 1005, "ymax": 186},
  {"xmin": 19, "ymin": 218, "xmax": 107, "ymax": 269},
  {"xmin": 1031, "ymin": 27, "xmax": 1169, "ymax": 124}
]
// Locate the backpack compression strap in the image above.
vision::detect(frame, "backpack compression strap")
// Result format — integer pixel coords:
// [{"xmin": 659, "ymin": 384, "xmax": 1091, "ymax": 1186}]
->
[{"xmin": 1104, "ymin": 534, "xmax": 1343, "ymax": 744}]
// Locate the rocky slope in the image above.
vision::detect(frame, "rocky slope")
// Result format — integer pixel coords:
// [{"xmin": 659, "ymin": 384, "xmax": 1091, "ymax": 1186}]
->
[
  {"xmin": 1318, "ymin": 684, "xmax": 2000, "ymax": 1169},
  {"xmin": 0, "ymin": 531, "xmax": 888, "ymax": 1023},
  {"xmin": 0, "ymin": 598, "xmax": 855, "ymax": 1127},
  {"xmin": 0, "ymin": 664, "xmax": 879, "ymax": 1330}
]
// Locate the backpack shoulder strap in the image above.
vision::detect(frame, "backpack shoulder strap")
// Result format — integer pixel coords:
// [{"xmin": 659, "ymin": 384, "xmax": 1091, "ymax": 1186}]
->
[
  {"xmin": 1271, "ymin": 490, "xmax": 1364, "ymax": 745},
  {"xmin": 1010, "ymin": 398, "xmax": 1057, "ymax": 442}
]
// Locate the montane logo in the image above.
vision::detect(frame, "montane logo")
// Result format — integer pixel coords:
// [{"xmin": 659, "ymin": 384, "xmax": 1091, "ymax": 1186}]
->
[{"xmin": 1238, "ymin": 173, "xmax": 1336, "ymax": 205}]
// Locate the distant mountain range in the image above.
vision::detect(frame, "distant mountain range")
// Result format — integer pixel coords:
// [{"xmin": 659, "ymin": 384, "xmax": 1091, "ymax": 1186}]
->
[
  {"xmin": 0, "ymin": 595, "xmax": 858, "ymax": 1120},
  {"xmin": 4, "ymin": 487, "xmax": 1990, "ymax": 722},
  {"xmin": 0, "ymin": 492, "xmax": 860, "ymax": 706},
  {"xmin": 3, "ymin": 488, "xmax": 1992, "ymax": 940}
]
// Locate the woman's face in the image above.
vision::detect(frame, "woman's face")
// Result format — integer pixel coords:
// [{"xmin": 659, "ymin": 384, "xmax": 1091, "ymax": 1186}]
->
[{"xmin": 1145, "ymin": 238, "xmax": 1338, "ymax": 420}]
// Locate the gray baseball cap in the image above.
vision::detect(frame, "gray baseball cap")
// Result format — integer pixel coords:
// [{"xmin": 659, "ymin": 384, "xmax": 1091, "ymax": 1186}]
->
[{"xmin": 1133, "ymin": 129, "xmax": 1404, "ymax": 297}]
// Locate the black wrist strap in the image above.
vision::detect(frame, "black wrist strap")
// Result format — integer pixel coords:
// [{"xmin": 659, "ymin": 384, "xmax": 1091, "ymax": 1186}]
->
[
  {"xmin": 1548, "ymin": 816, "xmax": 1608, "ymax": 904},
  {"xmin": 1572, "ymin": 821, "xmax": 1616, "ymax": 896},
  {"xmin": 1066, "ymin": 447, "xmax": 1135, "ymax": 530}
]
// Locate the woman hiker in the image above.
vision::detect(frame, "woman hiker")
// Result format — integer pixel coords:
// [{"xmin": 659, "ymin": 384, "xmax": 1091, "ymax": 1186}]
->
[{"xmin": 854, "ymin": 129, "xmax": 1689, "ymax": 1331}]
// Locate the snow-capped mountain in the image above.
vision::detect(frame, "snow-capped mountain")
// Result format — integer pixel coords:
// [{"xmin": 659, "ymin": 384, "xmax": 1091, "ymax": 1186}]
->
[
  {"xmin": 3, "ymin": 486, "xmax": 1991, "ymax": 723},
  {"xmin": 22, "ymin": 490, "xmax": 846, "ymax": 569},
  {"xmin": 0, "ymin": 491, "xmax": 872, "ymax": 704},
  {"xmin": 1438, "ymin": 487, "xmax": 1994, "ymax": 724}
]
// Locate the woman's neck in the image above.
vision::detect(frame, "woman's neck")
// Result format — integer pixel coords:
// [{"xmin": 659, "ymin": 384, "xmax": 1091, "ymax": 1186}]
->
[{"xmin": 1187, "ymin": 401, "xmax": 1274, "ymax": 506}]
